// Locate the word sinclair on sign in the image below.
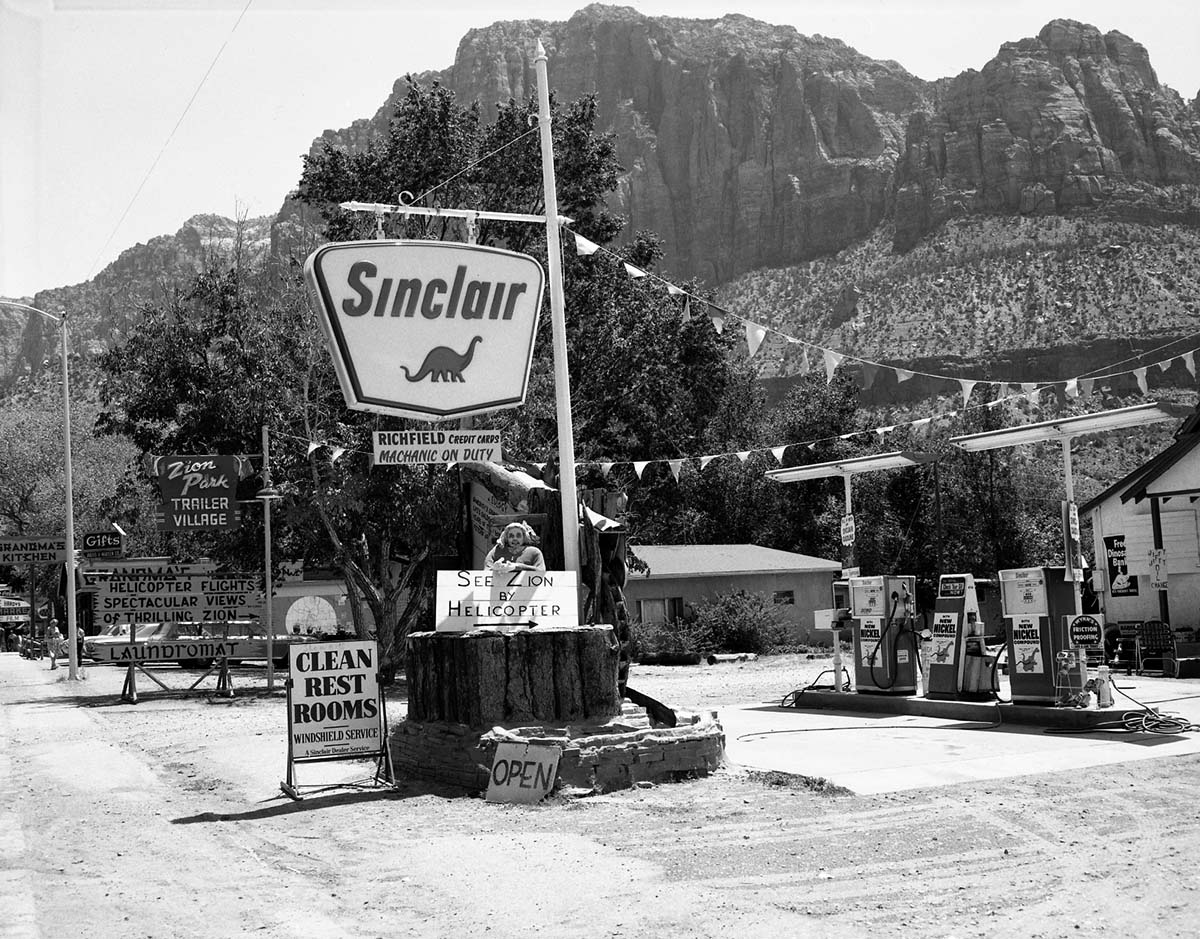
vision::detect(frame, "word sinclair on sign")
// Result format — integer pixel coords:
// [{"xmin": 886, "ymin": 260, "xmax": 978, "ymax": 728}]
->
[{"xmin": 306, "ymin": 241, "xmax": 545, "ymax": 421}]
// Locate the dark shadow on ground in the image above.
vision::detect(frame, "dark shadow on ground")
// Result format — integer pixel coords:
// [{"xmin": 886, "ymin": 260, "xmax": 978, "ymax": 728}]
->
[{"xmin": 170, "ymin": 775, "xmax": 468, "ymax": 823}]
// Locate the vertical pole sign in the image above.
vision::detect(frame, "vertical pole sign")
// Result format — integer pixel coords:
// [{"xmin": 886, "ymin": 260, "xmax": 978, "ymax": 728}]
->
[{"xmin": 281, "ymin": 639, "xmax": 395, "ymax": 799}]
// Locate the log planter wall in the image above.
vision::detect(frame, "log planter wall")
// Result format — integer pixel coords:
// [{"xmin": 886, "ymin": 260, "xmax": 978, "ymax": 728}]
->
[
  {"xmin": 393, "ymin": 626, "xmax": 724, "ymax": 794},
  {"xmin": 405, "ymin": 626, "xmax": 622, "ymax": 726}
]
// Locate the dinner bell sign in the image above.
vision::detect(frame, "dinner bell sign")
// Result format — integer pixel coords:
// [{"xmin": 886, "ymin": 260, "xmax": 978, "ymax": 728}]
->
[{"xmin": 306, "ymin": 240, "xmax": 545, "ymax": 420}]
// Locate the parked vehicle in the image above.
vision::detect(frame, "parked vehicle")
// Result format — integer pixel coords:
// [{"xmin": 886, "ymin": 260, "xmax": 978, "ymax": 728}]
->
[
  {"xmin": 82, "ymin": 623, "xmax": 133, "ymax": 661},
  {"xmin": 206, "ymin": 620, "xmax": 316, "ymax": 668}
]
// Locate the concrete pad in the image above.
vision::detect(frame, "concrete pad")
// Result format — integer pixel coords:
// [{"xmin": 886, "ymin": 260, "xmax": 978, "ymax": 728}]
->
[{"xmin": 719, "ymin": 674, "xmax": 1200, "ymax": 794}]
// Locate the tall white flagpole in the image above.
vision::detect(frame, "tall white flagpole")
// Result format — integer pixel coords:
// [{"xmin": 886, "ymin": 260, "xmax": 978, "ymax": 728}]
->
[{"xmin": 534, "ymin": 40, "xmax": 581, "ymax": 586}]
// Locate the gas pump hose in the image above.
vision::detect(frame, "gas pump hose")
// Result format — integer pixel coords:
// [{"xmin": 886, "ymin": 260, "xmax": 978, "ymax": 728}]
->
[
  {"xmin": 1044, "ymin": 682, "xmax": 1200, "ymax": 736},
  {"xmin": 868, "ymin": 595, "xmax": 901, "ymax": 690}
]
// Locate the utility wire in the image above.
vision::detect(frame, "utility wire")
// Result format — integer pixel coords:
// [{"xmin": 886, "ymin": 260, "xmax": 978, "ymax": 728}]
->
[{"xmin": 86, "ymin": 0, "xmax": 255, "ymax": 280}]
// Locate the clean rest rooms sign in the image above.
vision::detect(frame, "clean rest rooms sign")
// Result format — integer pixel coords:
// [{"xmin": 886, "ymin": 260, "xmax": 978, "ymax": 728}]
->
[{"xmin": 305, "ymin": 241, "xmax": 545, "ymax": 420}]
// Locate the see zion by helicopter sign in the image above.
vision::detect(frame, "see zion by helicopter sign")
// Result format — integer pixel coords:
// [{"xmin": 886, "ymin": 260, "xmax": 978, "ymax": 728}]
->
[{"xmin": 305, "ymin": 241, "xmax": 546, "ymax": 420}]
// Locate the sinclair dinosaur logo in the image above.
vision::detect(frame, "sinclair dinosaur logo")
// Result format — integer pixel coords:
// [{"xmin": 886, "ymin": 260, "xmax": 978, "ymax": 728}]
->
[{"xmin": 305, "ymin": 241, "xmax": 545, "ymax": 420}]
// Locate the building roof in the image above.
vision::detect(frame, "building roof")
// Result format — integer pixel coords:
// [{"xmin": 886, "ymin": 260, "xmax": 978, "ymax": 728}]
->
[
  {"xmin": 629, "ymin": 544, "xmax": 841, "ymax": 579},
  {"xmin": 1080, "ymin": 428, "xmax": 1200, "ymax": 515}
]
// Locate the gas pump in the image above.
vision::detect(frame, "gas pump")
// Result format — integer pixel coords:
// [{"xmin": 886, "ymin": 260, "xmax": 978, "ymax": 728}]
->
[
  {"xmin": 998, "ymin": 567, "xmax": 1085, "ymax": 704},
  {"xmin": 925, "ymin": 574, "xmax": 997, "ymax": 700},
  {"xmin": 849, "ymin": 575, "xmax": 918, "ymax": 694}
]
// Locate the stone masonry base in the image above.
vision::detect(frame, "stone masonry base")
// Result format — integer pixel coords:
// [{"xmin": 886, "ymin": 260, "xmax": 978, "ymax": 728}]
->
[{"xmin": 390, "ymin": 704, "xmax": 725, "ymax": 794}]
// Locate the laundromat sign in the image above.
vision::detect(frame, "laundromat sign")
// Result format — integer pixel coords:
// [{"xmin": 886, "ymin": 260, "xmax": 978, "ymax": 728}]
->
[{"xmin": 305, "ymin": 241, "xmax": 545, "ymax": 420}]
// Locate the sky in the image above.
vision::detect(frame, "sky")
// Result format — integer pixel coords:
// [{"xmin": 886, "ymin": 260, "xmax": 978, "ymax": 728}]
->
[{"xmin": 2, "ymin": 0, "xmax": 1197, "ymax": 299}]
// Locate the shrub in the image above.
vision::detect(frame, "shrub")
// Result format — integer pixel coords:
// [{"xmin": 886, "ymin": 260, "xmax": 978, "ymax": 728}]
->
[
  {"xmin": 631, "ymin": 617, "xmax": 708, "ymax": 656},
  {"xmin": 691, "ymin": 590, "xmax": 792, "ymax": 655}
]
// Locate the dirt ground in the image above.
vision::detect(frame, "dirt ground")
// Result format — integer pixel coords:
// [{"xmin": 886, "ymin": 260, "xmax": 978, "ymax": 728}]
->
[{"xmin": 3, "ymin": 651, "xmax": 1198, "ymax": 939}]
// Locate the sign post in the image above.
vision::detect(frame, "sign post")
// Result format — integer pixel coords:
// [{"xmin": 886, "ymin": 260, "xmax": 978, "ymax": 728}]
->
[{"xmin": 535, "ymin": 39, "xmax": 582, "ymax": 589}]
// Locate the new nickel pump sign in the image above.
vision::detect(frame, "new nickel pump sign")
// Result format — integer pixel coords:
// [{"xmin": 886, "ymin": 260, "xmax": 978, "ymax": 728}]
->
[{"xmin": 305, "ymin": 241, "xmax": 546, "ymax": 420}]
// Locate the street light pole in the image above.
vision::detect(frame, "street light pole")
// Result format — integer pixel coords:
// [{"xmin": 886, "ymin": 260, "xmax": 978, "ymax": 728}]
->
[
  {"xmin": 0, "ymin": 301, "xmax": 78, "ymax": 680},
  {"xmin": 258, "ymin": 425, "xmax": 281, "ymax": 691}
]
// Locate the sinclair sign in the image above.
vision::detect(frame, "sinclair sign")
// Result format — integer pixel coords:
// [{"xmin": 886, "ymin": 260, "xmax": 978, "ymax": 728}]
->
[{"xmin": 305, "ymin": 241, "xmax": 545, "ymax": 420}]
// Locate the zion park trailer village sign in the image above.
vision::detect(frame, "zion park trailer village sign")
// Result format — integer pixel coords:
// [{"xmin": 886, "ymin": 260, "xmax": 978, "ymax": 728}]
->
[{"xmin": 305, "ymin": 241, "xmax": 546, "ymax": 420}]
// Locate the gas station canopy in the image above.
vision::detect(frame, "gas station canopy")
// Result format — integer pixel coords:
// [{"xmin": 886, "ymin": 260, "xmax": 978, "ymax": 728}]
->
[
  {"xmin": 948, "ymin": 402, "xmax": 1191, "ymax": 452},
  {"xmin": 765, "ymin": 450, "xmax": 939, "ymax": 483}
]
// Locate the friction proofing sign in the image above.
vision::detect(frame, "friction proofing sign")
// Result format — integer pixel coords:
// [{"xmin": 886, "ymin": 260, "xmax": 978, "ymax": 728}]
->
[
  {"xmin": 287, "ymin": 640, "xmax": 384, "ymax": 760},
  {"xmin": 305, "ymin": 241, "xmax": 546, "ymax": 420}
]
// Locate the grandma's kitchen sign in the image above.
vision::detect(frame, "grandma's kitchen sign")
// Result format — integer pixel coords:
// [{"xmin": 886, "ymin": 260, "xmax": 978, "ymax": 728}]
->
[{"xmin": 305, "ymin": 241, "xmax": 545, "ymax": 420}]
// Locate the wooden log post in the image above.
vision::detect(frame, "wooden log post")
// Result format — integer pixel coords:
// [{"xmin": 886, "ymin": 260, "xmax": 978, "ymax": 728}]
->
[{"xmin": 406, "ymin": 625, "xmax": 621, "ymax": 726}]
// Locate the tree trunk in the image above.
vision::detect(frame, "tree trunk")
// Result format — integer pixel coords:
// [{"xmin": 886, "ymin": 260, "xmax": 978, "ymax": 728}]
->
[{"xmin": 405, "ymin": 626, "xmax": 621, "ymax": 726}]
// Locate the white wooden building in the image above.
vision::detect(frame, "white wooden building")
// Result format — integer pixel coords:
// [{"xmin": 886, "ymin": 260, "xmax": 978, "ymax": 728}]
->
[{"xmin": 1081, "ymin": 411, "xmax": 1200, "ymax": 630}]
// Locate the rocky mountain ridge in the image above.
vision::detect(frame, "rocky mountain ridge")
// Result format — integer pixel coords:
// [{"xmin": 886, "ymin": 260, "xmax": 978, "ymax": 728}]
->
[
  {"xmin": 14, "ymin": 6, "xmax": 1200, "ymax": 395},
  {"xmin": 306, "ymin": 6, "xmax": 1199, "ymax": 284}
]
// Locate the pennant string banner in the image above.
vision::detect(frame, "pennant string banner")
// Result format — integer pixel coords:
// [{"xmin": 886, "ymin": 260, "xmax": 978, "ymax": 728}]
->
[{"xmin": 564, "ymin": 229, "xmax": 1200, "ymax": 400}]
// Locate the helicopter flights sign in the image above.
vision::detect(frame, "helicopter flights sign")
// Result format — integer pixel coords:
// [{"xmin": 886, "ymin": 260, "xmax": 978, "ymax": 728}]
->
[{"xmin": 305, "ymin": 241, "xmax": 546, "ymax": 421}]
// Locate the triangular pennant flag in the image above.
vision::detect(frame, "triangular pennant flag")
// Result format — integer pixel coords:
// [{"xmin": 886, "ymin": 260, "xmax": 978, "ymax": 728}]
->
[
  {"xmin": 306, "ymin": 441, "xmax": 321, "ymax": 456},
  {"xmin": 668, "ymin": 459, "xmax": 683, "ymax": 482},
  {"xmin": 700, "ymin": 455, "xmax": 717, "ymax": 470},
  {"xmin": 710, "ymin": 311, "xmax": 725, "ymax": 334},
  {"xmin": 667, "ymin": 283, "xmax": 684, "ymax": 296},
  {"xmin": 445, "ymin": 461, "xmax": 458, "ymax": 471},
  {"xmin": 875, "ymin": 425, "xmax": 895, "ymax": 438},
  {"xmin": 1158, "ymin": 358, "xmax": 1174, "ymax": 373},
  {"xmin": 806, "ymin": 443, "xmax": 817, "ymax": 450},
  {"xmin": 533, "ymin": 463, "xmax": 547, "ymax": 472},
  {"xmin": 1187, "ymin": 352, "xmax": 1197, "ymax": 378},
  {"xmin": 1064, "ymin": 378, "xmax": 1079, "ymax": 399},
  {"xmin": 800, "ymin": 347, "xmax": 810, "ymax": 373},
  {"xmin": 958, "ymin": 379, "xmax": 977, "ymax": 407},
  {"xmin": 839, "ymin": 432, "xmax": 857, "ymax": 440},
  {"xmin": 860, "ymin": 362, "xmax": 880, "ymax": 391},
  {"xmin": 599, "ymin": 462, "xmax": 614, "ymax": 478},
  {"xmin": 573, "ymin": 232, "xmax": 600, "ymax": 256},
  {"xmin": 330, "ymin": 447, "xmax": 346, "ymax": 463},
  {"xmin": 682, "ymin": 296, "xmax": 692, "ymax": 320},
  {"xmin": 895, "ymin": 368, "xmax": 914, "ymax": 383},
  {"xmin": 633, "ymin": 461, "xmax": 649, "ymax": 479},
  {"xmin": 745, "ymin": 323, "xmax": 767, "ymax": 357},
  {"xmin": 623, "ymin": 262, "xmax": 647, "ymax": 279},
  {"xmin": 823, "ymin": 349, "xmax": 844, "ymax": 384},
  {"xmin": 736, "ymin": 451, "xmax": 751, "ymax": 463},
  {"xmin": 771, "ymin": 446, "xmax": 787, "ymax": 464},
  {"xmin": 912, "ymin": 418, "xmax": 932, "ymax": 436},
  {"xmin": 1135, "ymin": 367, "xmax": 1148, "ymax": 395},
  {"xmin": 1021, "ymin": 382, "xmax": 1037, "ymax": 394},
  {"xmin": 1079, "ymin": 378, "xmax": 1094, "ymax": 399}
]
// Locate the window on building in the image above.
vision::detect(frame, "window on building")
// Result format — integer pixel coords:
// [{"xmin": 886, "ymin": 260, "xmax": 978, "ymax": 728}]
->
[
  {"xmin": 638, "ymin": 599, "xmax": 666, "ymax": 624},
  {"xmin": 637, "ymin": 597, "xmax": 687, "ymax": 624},
  {"xmin": 773, "ymin": 590, "xmax": 795, "ymax": 605}
]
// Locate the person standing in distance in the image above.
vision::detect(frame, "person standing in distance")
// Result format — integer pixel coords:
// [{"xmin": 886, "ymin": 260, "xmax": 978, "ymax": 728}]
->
[
  {"xmin": 46, "ymin": 618, "xmax": 63, "ymax": 670},
  {"xmin": 484, "ymin": 522, "xmax": 546, "ymax": 572}
]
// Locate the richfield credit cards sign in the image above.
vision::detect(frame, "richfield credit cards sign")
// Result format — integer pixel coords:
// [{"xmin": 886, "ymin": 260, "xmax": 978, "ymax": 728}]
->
[{"xmin": 305, "ymin": 241, "xmax": 545, "ymax": 420}]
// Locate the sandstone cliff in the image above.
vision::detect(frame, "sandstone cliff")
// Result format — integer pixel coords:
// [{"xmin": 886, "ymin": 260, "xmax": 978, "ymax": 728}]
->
[
  {"xmin": 307, "ymin": 4, "xmax": 930, "ymax": 283},
  {"xmin": 893, "ymin": 20, "xmax": 1200, "ymax": 249},
  {"xmin": 303, "ymin": 7, "xmax": 1199, "ymax": 283}
]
